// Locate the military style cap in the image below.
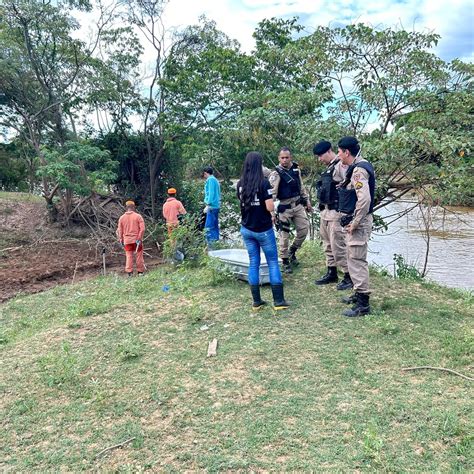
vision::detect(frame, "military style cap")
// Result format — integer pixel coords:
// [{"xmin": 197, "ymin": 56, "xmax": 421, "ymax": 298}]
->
[
  {"xmin": 338, "ymin": 136, "xmax": 359, "ymax": 149},
  {"xmin": 313, "ymin": 140, "xmax": 332, "ymax": 156}
]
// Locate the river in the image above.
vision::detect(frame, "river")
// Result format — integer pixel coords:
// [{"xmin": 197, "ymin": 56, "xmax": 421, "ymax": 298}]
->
[{"xmin": 368, "ymin": 202, "xmax": 474, "ymax": 290}]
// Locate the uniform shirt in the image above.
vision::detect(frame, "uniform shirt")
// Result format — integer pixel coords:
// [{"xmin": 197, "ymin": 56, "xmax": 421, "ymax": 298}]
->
[
  {"xmin": 204, "ymin": 175, "xmax": 221, "ymax": 209},
  {"xmin": 162, "ymin": 197, "xmax": 186, "ymax": 225},
  {"xmin": 237, "ymin": 179, "xmax": 273, "ymax": 233},
  {"xmin": 321, "ymin": 159, "xmax": 348, "ymax": 222},
  {"xmin": 117, "ymin": 211, "xmax": 145, "ymax": 244},
  {"xmin": 269, "ymin": 164, "xmax": 309, "ymax": 204},
  {"xmin": 347, "ymin": 156, "xmax": 372, "ymax": 229}
]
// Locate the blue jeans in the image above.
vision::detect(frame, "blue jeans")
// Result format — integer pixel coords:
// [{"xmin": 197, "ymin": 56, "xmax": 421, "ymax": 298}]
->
[
  {"xmin": 205, "ymin": 208, "xmax": 220, "ymax": 243},
  {"xmin": 240, "ymin": 225, "xmax": 282, "ymax": 285}
]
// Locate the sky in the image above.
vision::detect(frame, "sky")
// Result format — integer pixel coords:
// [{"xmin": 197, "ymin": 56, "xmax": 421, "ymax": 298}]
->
[{"xmin": 161, "ymin": 0, "xmax": 474, "ymax": 62}]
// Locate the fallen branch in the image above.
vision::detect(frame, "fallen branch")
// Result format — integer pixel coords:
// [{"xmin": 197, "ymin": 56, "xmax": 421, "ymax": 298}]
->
[
  {"xmin": 402, "ymin": 366, "xmax": 473, "ymax": 382},
  {"xmin": 0, "ymin": 245, "xmax": 24, "ymax": 253},
  {"xmin": 95, "ymin": 437, "xmax": 135, "ymax": 459}
]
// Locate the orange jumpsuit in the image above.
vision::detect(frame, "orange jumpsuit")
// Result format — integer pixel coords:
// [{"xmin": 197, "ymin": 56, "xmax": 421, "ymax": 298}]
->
[
  {"xmin": 117, "ymin": 211, "xmax": 145, "ymax": 273},
  {"xmin": 162, "ymin": 197, "xmax": 186, "ymax": 236}
]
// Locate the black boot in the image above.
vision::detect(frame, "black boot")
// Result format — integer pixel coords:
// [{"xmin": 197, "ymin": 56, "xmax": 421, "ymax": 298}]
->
[
  {"xmin": 341, "ymin": 293, "xmax": 358, "ymax": 304},
  {"xmin": 271, "ymin": 284, "xmax": 290, "ymax": 310},
  {"xmin": 289, "ymin": 246, "xmax": 299, "ymax": 266},
  {"xmin": 343, "ymin": 293, "xmax": 371, "ymax": 317},
  {"xmin": 315, "ymin": 266, "xmax": 338, "ymax": 285},
  {"xmin": 336, "ymin": 272, "xmax": 353, "ymax": 291},
  {"xmin": 250, "ymin": 285, "xmax": 267, "ymax": 311},
  {"xmin": 282, "ymin": 258, "xmax": 293, "ymax": 274}
]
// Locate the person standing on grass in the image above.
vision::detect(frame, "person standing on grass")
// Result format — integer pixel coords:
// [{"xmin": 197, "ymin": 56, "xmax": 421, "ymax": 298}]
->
[
  {"xmin": 269, "ymin": 147, "xmax": 312, "ymax": 274},
  {"xmin": 162, "ymin": 188, "xmax": 186, "ymax": 237},
  {"xmin": 313, "ymin": 140, "xmax": 352, "ymax": 290},
  {"xmin": 202, "ymin": 166, "xmax": 221, "ymax": 245},
  {"xmin": 337, "ymin": 136, "xmax": 376, "ymax": 316},
  {"xmin": 117, "ymin": 200, "xmax": 145, "ymax": 277},
  {"xmin": 237, "ymin": 152, "xmax": 290, "ymax": 311}
]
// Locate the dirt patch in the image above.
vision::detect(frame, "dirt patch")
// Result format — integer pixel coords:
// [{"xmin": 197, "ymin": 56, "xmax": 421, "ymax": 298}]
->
[
  {"xmin": 0, "ymin": 196, "xmax": 162, "ymax": 302},
  {"xmin": 0, "ymin": 240, "xmax": 163, "ymax": 303}
]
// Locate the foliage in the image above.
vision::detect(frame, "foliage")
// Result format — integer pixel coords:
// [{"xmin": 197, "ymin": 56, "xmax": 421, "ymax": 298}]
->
[
  {"xmin": 0, "ymin": 142, "xmax": 28, "ymax": 191},
  {"xmin": 0, "ymin": 5, "xmax": 472, "ymax": 216},
  {"xmin": 393, "ymin": 253, "xmax": 423, "ymax": 281},
  {"xmin": 162, "ymin": 215, "xmax": 207, "ymax": 266},
  {"xmin": 39, "ymin": 141, "xmax": 117, "ymax": 196}
]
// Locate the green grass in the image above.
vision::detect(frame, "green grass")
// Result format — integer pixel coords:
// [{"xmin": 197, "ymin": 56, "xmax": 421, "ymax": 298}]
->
[
  {"xmin": 0, "ymin": 191, "xmax": 43, "ymax": 203},
  {"xmin": 0, "ymin": 242, "xmax": 472, "ymax": 471}
]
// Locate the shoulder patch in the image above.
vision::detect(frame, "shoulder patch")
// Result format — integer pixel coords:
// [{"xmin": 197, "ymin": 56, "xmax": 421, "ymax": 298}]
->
[{"xmin": 355, "ymin": 181, "xmax": 363, "ymax": 189}]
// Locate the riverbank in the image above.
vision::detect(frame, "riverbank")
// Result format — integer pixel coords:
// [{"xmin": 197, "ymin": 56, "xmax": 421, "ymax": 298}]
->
[{"xmin": 1, "ymin": 243, "xmax": 472, "ymax": 471}]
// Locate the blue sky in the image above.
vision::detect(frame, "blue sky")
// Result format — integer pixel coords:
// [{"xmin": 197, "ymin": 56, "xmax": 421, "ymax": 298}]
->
[{"xmin": 162, "ymin": 0, "xmax": 473, "ymax": 62}]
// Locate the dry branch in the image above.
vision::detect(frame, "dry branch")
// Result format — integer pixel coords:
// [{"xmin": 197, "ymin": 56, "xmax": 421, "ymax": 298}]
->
[
  {"xmin": 95, "ymin": 437, "xmax": 136, "ymax": 459},
  {"xmin": 402, "ymin": 366, "xmax": 473, "ymax": 382}
]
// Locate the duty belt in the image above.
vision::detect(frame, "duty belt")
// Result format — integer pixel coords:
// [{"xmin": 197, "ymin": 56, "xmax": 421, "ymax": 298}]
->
[
  {"xmin": 277, "ymin": 198, "xmax": 302, "ymax": 213},
  {"xmin": 318, "ymin": 203, "xmax": 338, "ymax": 211}
]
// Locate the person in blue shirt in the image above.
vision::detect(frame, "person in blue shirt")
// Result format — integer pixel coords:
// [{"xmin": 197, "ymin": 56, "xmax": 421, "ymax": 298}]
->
[{"xmin": 203, "ymin": 166, "xmax": 221, "ymax": 244}]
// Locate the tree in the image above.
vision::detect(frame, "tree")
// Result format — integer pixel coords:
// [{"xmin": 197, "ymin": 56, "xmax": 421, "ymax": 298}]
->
[
  {"xmin": 0, "ymin": 0, "xmax": 98, "ymax": 212},
  {"xmin": 315, "ymin": 24, "xmax": 447, "ymax": 136},
  {"xmin": 38, "ymin": 141, "xmax": 117, "ymax": 222}
]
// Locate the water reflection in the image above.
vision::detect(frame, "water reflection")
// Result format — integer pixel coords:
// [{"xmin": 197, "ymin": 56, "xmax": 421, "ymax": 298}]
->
[{"xmin": 369, "ymin": 202, "xmax": 474, "ymax": 290}]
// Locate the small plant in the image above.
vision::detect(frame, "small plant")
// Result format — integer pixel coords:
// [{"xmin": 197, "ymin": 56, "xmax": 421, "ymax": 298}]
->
[
  {"xmin": 363, "ymin": 424, "xmax": 385, "ymax": 465},
  {"xmin": 37, "ymin": 342, "xmax": 80, "ymax": 387},
  {"xmin": 201, "ymin": 254, "xmax": 236, "ymax": 286},
  {"xmin": 116, "ymin": 330, "xmax": 145, "ymax": 361},
  {"xmin": 162, "ymin": 214, "xmax": 207, "ymax": 267},
  {"xmin": 393, "ymin": 254, "xmax": 423, "ymax": 281}
]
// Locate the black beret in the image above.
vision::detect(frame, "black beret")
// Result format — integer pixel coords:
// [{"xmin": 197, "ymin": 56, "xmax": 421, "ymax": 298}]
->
[
  {"xmin": 313, "ymin": 140, "xmax": 332, "ymax": 156},
  {"xmin": 338, "ymin": 136, "xmax": 359, "ymax": 149}
]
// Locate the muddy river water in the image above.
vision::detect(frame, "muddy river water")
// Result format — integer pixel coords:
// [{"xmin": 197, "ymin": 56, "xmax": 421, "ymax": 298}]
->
[{"xmin": 368, "ymin": 202, "xmax": 474, "ymax": 290}]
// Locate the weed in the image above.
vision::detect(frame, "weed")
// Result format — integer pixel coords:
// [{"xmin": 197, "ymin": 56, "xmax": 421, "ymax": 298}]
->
[
  {"xmin": 9, "ymin": 397, "xmax": 37, "ymax": 416},
  {"xmin": 363, "ymin": 424, "xmax": 385, "ymax": 463},
  {"xmin": 37, "ymin": 342, "xmax": 80, "ymax": 388},
  {"xmin": 393, "ymin": 253, "xmax": 423, "ymax": 280},
  {"xmin": 116, "ymin": 330, "xmax": 145, "ymax": 361}
]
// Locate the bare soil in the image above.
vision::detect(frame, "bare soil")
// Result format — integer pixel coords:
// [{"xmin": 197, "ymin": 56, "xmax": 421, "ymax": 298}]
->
[{"xmin": 0, "ymin": 197, "xmax": 162, "ymax": 302}]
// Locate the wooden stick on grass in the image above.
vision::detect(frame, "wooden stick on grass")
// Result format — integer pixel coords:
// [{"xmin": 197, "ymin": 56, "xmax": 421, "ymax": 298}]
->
[
  {"xmin": 402, "ymin": 366, "xmax": 473, "ymax": 382},
  {"xmin": 95, "ymin": 437, "xmax": 136, "ymax": 459}
]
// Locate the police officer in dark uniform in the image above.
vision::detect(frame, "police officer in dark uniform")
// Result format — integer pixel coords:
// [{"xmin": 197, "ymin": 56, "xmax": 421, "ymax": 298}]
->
[
  {"xmin": 313, "ymin": 140, "xmax": 352, "ymax": 290},
  {"xmin": 337, "ymin": 136, "xmax": 376, "ymax": 316},
  {"xmin": 269, "ymin": 147, "xmax": 312, "ymax": 273}
]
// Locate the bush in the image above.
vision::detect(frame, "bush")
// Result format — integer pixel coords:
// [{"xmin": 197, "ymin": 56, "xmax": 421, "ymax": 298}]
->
[{"xmin": 393, "ymin": 254, "xmax": 423, "ymax": 281}]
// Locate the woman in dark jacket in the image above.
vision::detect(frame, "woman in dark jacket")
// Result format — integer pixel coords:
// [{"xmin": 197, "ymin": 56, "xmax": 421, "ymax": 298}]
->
[{"xmin": 237, "ymin": 152, "xmax": 289, "ymax": 310}]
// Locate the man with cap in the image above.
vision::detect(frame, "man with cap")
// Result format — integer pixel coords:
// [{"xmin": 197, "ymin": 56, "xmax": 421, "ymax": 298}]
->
[
  {"xmin": 162, "ymin": 188, "xmax": 187, "ymax": 237},
  {"xmin": 117, "ymin": 200, "xmax": 146, "ymax": 276},
  {"xmin": 313, "ymin": 140, "xmax": 352, "ymax": 290},
  {"xmin": 202, "ymin": 166, "xmax": 221, "ymax": 245},
  {"xmin": 269, "ymin": 147, "xmax": 312, "ymax": 273},
  {"xmin": 337, "ymin": 136, "xmax": 376, "ymax": 316}
]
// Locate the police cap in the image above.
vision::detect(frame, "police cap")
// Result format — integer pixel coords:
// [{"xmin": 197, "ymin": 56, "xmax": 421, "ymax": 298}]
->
[
  {"xmin": 338, "ymin": 136, "xmax": 359, "ymax": 150},
  {"xmin": 313, "ymin": 141, "xmax": 332, "ymax": 156}
]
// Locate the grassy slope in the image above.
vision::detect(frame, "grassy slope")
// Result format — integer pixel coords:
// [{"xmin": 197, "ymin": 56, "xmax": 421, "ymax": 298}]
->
[{"xmin": 0, "ymin": 243, "xmax": 472, "ymax": 472}]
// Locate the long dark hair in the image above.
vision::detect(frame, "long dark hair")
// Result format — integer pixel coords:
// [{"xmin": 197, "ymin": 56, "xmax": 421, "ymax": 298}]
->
[{"xmin": 239, "ymin": 151, "xmax": 265, "ymax": 209}]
